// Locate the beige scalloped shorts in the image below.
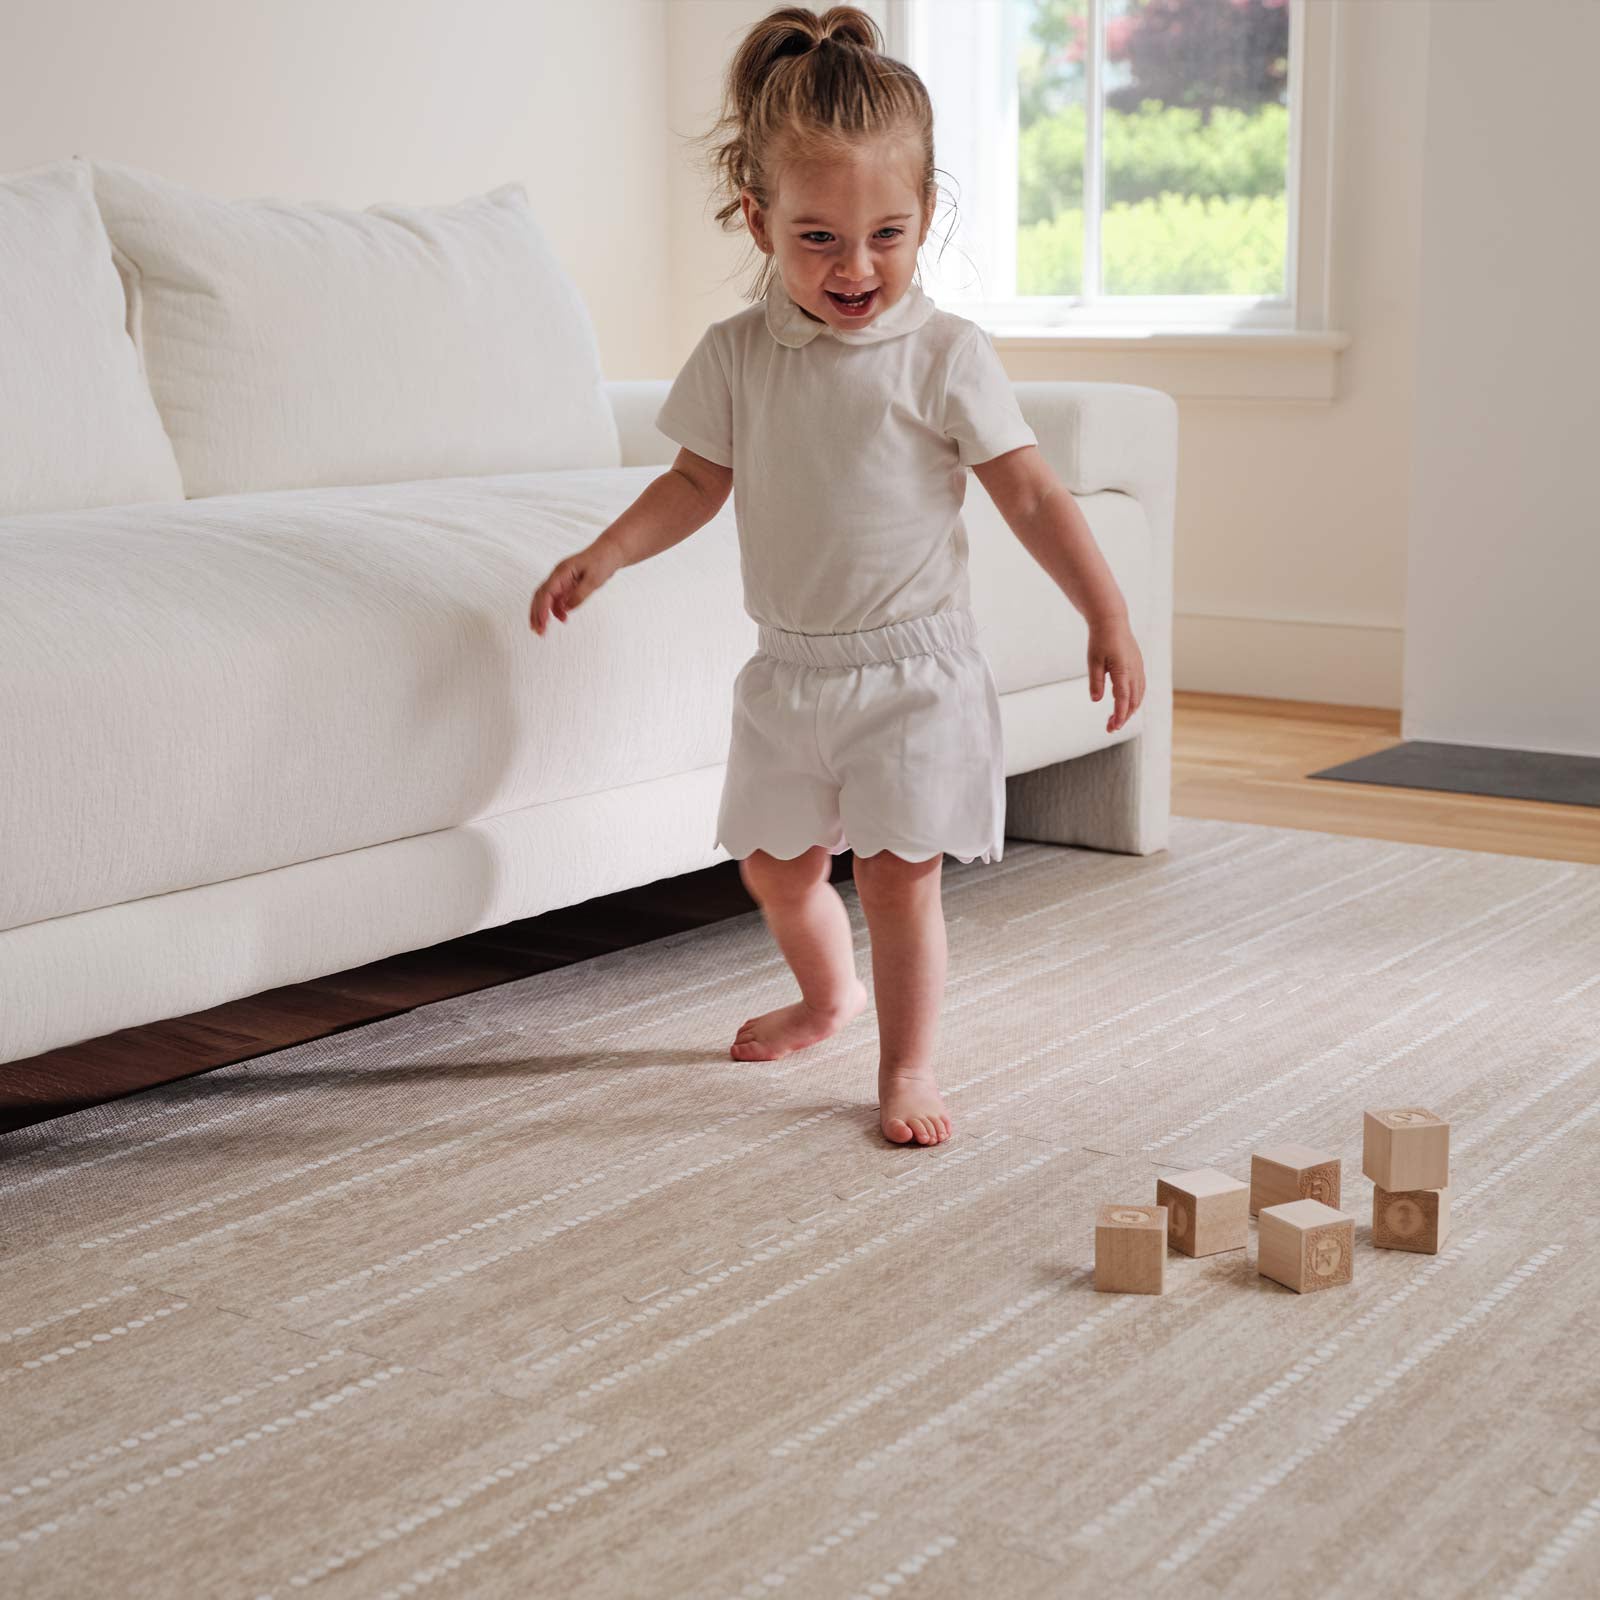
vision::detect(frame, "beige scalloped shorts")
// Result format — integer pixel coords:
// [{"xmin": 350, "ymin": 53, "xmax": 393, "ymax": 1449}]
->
[{"xmin": 714, "ymin": 607, "xmax": 1006, "ymax": 866}]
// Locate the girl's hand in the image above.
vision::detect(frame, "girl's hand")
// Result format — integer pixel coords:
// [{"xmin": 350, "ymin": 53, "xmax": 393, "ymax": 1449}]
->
[
  {"xmin": 1088, "ymin": 615, "xmax": 1146, "ymax": 734},
  {"xmin": 530, "ymin": 542, "xmax": 621, "ymax": 636}
]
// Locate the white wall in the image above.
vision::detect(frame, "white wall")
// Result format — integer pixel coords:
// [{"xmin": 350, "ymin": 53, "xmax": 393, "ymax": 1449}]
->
[
  {"xmin": 0, "ymin": 0, "xmax": 674, "ymax": 380},
  {"xmin": 1404, "ymin": 0, "xmax": 1599, "ymax": 758}
]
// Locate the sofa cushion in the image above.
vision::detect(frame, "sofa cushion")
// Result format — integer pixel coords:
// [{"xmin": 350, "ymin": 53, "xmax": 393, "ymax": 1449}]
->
[
  {"xmin": 0, "ymin": 468, "xmax": 746, "ymax": 933},
  {"xmin": 0, "ymin": 158, "xmax": 184, "ymax": 517},
  {"xmin": 89, "ymin": 162, "xmax": 621, "ymax": 498}
]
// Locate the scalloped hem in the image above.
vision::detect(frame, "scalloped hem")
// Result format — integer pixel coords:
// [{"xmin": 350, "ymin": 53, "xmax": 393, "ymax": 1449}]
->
[{"xmin": 715, "ymin": 834, "xmax": 1002, "ymax": 866}]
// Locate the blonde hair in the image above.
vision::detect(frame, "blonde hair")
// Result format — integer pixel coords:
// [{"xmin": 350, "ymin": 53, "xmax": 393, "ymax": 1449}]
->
[{"xmin": 690, "ymin": 5, "xmax": 953, "ymax": 301}]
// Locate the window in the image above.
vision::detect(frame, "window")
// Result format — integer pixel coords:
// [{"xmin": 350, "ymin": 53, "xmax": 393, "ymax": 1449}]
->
[{"xmin": 888, "ymin": 0, "xmax": 1335, "ymax": 338}]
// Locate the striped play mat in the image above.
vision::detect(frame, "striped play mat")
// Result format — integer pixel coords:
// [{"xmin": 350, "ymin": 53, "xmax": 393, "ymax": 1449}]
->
[{"xmin": 3, "ymin": 817, "xmax": 1597, "ymax": 1597}]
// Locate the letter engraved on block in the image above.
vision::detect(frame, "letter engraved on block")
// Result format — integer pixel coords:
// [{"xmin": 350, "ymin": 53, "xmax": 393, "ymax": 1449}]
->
[
  {"xmin": 1384, "ymin": 1196, "xmax": 1425, "ymax": 1239},
  {"xmin": 1308, "ymin": 1228, "xmax": 1346, "ymax": 1282}
]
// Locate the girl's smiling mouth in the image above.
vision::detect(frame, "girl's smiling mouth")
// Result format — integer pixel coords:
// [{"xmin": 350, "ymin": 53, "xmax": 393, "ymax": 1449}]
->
[{"xmin": 826, "ymin": 287, "xmax": 878, "ymax": 317}]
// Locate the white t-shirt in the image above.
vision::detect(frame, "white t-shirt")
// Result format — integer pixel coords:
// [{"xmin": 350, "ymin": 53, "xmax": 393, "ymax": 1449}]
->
[{"xmin": 654, "ymin": 273, "xmax": 1038, "ymax": 636}]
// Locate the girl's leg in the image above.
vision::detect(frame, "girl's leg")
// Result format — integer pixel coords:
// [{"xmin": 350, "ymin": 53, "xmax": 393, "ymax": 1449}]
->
[
  {"xmin": 850, "ymin": 850, "xmax": 951, "ymax": 1145},
  {"xmin": 732, "ymin": 846, "xmax": 869, "ymax": 1061}
]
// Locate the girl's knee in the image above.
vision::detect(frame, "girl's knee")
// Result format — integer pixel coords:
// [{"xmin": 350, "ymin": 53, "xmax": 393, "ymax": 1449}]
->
[
  {"xmin": 739, "ymin": 845, "xmax": 832, "ymax": 903},
  {"xmin": 852, "ymin": 848, "xmax": 943, "ymax": 899}
]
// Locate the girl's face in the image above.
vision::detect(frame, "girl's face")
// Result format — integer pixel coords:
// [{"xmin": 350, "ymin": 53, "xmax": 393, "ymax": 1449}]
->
[{"xmin": 742, "ymin": 141, "xmax": 931, "ymax": 333}]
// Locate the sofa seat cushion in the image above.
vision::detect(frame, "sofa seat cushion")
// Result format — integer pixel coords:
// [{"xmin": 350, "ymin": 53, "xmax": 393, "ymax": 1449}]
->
[{"xmin": 0, "ymin": 469, "xmax": 747, "ymax": 932}]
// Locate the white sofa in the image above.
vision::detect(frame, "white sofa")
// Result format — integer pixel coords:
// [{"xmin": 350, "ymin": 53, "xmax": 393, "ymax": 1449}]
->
[{"xmin": 0, "ymin": 159, "xmax": 1176, "ymax": 1067}]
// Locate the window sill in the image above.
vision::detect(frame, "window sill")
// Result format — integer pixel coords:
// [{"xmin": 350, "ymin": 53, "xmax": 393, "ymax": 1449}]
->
[{"xmin": 988, "ymin": 327, "xmax": 1352, "ymax": 402}]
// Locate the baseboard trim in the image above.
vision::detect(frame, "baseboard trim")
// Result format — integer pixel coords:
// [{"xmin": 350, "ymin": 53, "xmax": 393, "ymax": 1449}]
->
[{"xmin": 1175, "ymin": 611, "xmax": 1402, "ymax": 709}]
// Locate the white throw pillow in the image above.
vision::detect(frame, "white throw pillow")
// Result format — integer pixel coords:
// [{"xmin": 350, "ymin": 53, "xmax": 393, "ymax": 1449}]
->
[
  {"xmin": 90, "ymin": 161, "xmax": 620, "ymax": 497},
  {"xmin": 0, "ymin": 158, "xmax": 184, "ymax": 517}
]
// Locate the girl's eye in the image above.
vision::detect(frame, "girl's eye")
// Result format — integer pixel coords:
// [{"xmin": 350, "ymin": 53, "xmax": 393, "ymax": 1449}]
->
[{"xmin": 800, "ymin": 229, "xmax": 904, "ymax": 244}]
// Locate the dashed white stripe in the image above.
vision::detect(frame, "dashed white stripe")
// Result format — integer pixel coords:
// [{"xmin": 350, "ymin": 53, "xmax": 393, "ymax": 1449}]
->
[
  {"xmin": 282, "ymin": 1101, "xmax": 785, "ymax": 1310},
  {"xmin": 1363, "ymin": 867, "xmax": 1580, "ymax": 976},
  {"xmin": 953, "ymin": 960, "xmax": 1280, "ymax": 1113},
  {"xmin": 0, "ymin": 1300, "xmax": 190, "ymax": 1387},
  {"xmin": 848, "ymin": 1299, "xmax": 1130, "ymax": 1475},
  {"xmin": 771, "ymin": 1273, "xmax": 1085, "ymax": 1458},
  {"xmin": 1216, "ymin": 857, "xmax": 1445, "ymax": 957},
  {"xmin": 1155, "ymin": 1246, "xmax": 1566, "ymax": 1573},
  {"xmin": 3, "ymin": 1345, "xmax": 353, "ymax": 1508},
  {"xmin": 358, "ymin": 1447, "xmax": 669, "ymax": 1600},
  {"xmin": 1, "ymin": 1366, "xmax": 407, "ymax": 1552},
  {"xmin": 265, "ymin": 1424, "xmax": 589, "ymax": 1593},
  {"xmin": 0, "ymin": 1283, "xmax": 140, "ymax": 1345},
  {"xmin": 1143, "ymin": 986, "xmax": 1445, "ymax": 1152},
  {"xmin": 320, "ymin": 1106, "xmax": 853, "ymax": 1333},
  {"xmin": 1006, "ymin": 835, "xmax": 1288, "ymax": 927},
  {"xmin": 1502, "ymin": 1491, "xmax": 1600, "ymax": 1598},
  {"xmin": 1073, "ymin": 1232, "xmax": 1486, "ymax": 1541},
  {"xmin": 1551, "ymin": 969, "xmax": 1600, "ymax": 1006},
  {"xmin": 724, "ymin": 1509, "xmax": 882, "ymax": 1600},
  {"xmin": 564, "ymin": 1142, "xmax": 1060, "ymax": 1404},
  {"xmin": 961, "ymin": 968, "xmax": 1284, "ymax": 1118},
  {"xmin": 1452, "ymin": 1046, "xmax": 1600, "ymax": 1156},
  {"xmin": 58, "ymin": 934, "xmax": 806, "ymax": 1248},
  {"xmin": 75, "ymin": 1069, "xmax": 642, "ymax": 1255},
  {"xmin": 843, "ymin": 1534, "xmax": 960, "ymax": 1599},
  {"xmin": 508, "ymin": 1140, "xmax": 998, "ymax": 1377},
  {"xmin": 1, "ymin": 1089, "xmax": 307, "ymax": 1197},
  {"xmin": 1454, "ymin": 1098, "xmax": 1600, "ymax": 1212},
  {"xmin": 1199, "ymin": 1000, "xmax": 1495, "ymax": 1164},
  {"xmin": 1403, "ymin": 879, "xmax": 1600, "ymax": 985},
  {"xmin": 1176, "ymin": 850, "xmax": 1427, "ymax": 951}
]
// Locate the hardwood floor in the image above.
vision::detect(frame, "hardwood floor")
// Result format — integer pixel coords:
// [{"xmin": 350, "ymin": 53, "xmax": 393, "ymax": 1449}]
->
[{"xmin": 3, "ymin": 693, "xmax": 1593, "ymax": 1136}]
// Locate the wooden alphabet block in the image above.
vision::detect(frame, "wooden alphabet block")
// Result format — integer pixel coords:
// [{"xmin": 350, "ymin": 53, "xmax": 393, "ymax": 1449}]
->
[
  {"xmin": 1372, "ymin": 1183, "xmax": 1452, "ymax": 1254},
  {"xmin": 1094, "ymin": 1204, "xmax": 1167, "ymax": 1294},
  {"xmin": 1249, "ymin": 1143, "xmax": 1341, "ymax": 1216},
  {"xmin": 1363, "ymin": 1108, "xmax": 1450, "ymax": 1191},
  {"xmin": 1257, "ymin": 1198, "xmax": 1355, "ymax": 1294},
  {"xmin": 1155, "ymin": 1168, "xmax": 1248, "ymax": 1257}
]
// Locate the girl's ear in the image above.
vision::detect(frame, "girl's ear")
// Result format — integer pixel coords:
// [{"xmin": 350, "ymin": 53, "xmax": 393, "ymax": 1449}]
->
[{"xmin": 739, "ymin": 187, "xmax": 771, "ymax": 253}]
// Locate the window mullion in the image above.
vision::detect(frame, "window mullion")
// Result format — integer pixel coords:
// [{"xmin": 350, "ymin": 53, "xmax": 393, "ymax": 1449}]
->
[{"xmin": 1085, "ymin": 0, "xmax": 1103, "ymax": 303}]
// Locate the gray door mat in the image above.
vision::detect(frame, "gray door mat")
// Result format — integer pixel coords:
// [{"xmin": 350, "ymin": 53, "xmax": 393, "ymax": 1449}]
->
[{"xmin": 1308, "ymin": 740, "xmax": 1600, "ymax": 809}]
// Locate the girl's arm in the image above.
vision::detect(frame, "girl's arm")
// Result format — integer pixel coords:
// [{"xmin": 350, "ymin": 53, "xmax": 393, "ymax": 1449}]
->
[
  {"xmin": 972, "ymin": 443, "xmax": 1147, "ymax": 735},
  {"xmin": 530, "ymin": 448, "xmax": 732, "ymax": 635}
]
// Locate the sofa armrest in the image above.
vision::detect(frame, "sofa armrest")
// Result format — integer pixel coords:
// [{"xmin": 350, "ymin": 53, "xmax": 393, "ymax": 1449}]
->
[
  {"xmin": 1003, "ymin": 380, "xmax": 1178, "ymax": 857},
  {"xmin": 1012, "ymin": 381, "xmax": 1177, "ymax": 560},
  {"xmin": 604, "ymin": 380, "xmax": 680, "ymax": 470}
]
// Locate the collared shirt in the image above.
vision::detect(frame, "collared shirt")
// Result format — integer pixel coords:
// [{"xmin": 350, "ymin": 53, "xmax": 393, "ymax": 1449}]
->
[{"xmin": 655, "ymin": 272, "xmax": 1037, "ymax": 635}]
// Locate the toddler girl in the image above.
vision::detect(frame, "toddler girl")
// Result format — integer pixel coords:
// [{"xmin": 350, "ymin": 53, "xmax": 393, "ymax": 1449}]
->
[{"xmin": 531, "ymin": 4, "xmax": 1145, "ymax": 1147}]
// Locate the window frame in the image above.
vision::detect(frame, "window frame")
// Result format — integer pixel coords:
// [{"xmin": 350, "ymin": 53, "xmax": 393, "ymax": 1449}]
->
[{"xmin": 885, "ymin": 0, "xmax": 1340, "ymax": 342}]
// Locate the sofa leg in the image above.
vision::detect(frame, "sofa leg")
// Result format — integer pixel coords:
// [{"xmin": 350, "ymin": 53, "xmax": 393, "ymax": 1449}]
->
[{"xmin": 1004, "ymin": 733, "xmax": 1170, "ymax": 857}]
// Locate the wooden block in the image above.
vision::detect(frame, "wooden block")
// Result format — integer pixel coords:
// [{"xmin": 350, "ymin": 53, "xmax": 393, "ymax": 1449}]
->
[
  {"xmin": 1257, "ymin": 1198, "xmax": 1355, "ymax": 1293},
  {"xmin": 1094, "ymin": 1204, "xmax": 1167, "ymax": 1294},
  {"xmin": 1363, "ymin": 1108, "xmax": 1450, "ymax": 1191},
  {"xmin": 1249, "ymin": 1143, "xmax": 1341, "ymax": 1216},
  {"xmin": 1155, "ymin": 1168, "xmax": 1248, "ymax": 1257},
  {"xmin": 1372, "ymin": 1183, "xmax": 1452, "ymax": 1254}
]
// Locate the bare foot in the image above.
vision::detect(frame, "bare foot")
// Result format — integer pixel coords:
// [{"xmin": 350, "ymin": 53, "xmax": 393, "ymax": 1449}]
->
[
  {"xmin": 730, "ymin": 979, "xmax": 869, "ymax": 1062},
  {"xmin": 879, "ymin": 1068, "xmax": 953, "ymax": 1146}
]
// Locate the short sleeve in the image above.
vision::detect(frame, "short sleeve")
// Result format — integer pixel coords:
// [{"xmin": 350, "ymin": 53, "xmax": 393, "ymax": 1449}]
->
[
  {"xmin": 941, "ymin": 325, "xmax": 1038, "ymax": 468},
  {"xmin": 654, "ymin": 325, "xmax": 734, "ymax": 469}
]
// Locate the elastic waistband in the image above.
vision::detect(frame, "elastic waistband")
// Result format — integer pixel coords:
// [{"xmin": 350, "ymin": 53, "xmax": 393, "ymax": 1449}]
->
[{"xmin": 756, "ymin": 608, "xmax": 978, "ymax": 668}]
